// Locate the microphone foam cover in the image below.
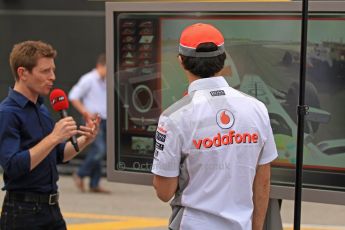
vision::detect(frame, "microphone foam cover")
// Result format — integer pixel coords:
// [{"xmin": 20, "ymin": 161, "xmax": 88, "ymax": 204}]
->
[{"xmin": 50, "ymin": 88, "xmax": 69, "ymax": 111}]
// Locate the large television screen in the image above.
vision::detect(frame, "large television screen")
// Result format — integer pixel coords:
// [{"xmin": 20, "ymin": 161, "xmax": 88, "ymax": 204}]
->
[{"xmin": 106, "ymin": 1, "xmax": 345, "ymax": 203}]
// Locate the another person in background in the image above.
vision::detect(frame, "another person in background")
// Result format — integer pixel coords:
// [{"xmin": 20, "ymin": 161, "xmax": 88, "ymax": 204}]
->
[
  {"xmin": 69, "ymin": 53, "xmax": 109, "ymax": 193},
  {"xmin": 151, "ymin": 23, "xmax": 278, "ymax": 230},
  {"xmin": 0, "ymin": 40, "xmax": 100, "ymax": 229}
]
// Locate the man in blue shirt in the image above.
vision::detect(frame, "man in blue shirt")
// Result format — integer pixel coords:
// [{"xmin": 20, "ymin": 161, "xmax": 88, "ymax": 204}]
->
[
  {"xmin": 0, "ymin": 40, "xmax": 100, "ymax": 230},
  {"xmin": 68, "ymin": 54, "xmax": 109, "ymax": 193}
]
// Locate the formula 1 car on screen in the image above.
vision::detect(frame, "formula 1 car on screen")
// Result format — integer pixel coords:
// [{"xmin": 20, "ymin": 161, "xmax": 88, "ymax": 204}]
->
[
  {"xmin": 239, "ymin": 74, "xmax": 345, "ymax": 167},
  {"xmin": 282, "ymin": 42, "xmax": 345, "ymax": 80}
]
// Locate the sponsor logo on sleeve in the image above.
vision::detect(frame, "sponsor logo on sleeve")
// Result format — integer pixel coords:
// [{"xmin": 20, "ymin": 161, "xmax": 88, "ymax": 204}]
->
[
  {"xmin": 156, "ymin": 142, "xmax": 164, "ymax": 151},
  {"xmin": 156, "ymin": 131, "xmax": 166, "ymax": 143},
  {"xmin": 153, "ymin": 150, "xmax": 159, "ymax": 160},
  {"xmin": 155, "ymin": 122, "xmax": 167, "ymax": 152},
  {"xmin": 157, "ymin": 125, "xmax": 167, "ymax": 134}
]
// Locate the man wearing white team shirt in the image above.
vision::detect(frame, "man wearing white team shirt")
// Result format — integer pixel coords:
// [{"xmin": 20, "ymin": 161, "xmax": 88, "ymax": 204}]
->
[{"xmin": 151, "ymin": 23, "xmax": 278, "ymax": 230}]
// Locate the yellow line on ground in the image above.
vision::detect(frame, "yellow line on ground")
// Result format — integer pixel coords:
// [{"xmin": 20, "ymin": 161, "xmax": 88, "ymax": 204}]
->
[
  {"xmin": 64, "ymin": 212, "xmax": 131, "ymax": 221},
  {"xmin": 194, "ymin": 0, "xmax": 291, "ymax": 2},
  {"xmin": 146, "ymin": 0, "xmax": 291, "ymax": 2},
  {"xmin": 68, "ymin": 219, "xmax": 167, "ymax": 230},
  {"xmin": 64, "ymin": 212, "xmax": 168, "ymax": 230},
  {"xmin": 64, "ymin": 212, "xmax": 345, "ymax": 230},
  {"xmin": 237, "ymin": 0, "xmax": 290, "ymax": 1},
  {"xmin": 209, "ymin": 0, "xmax": 291, "ymax": 2},
  {"xmin": 64, "ymin": 212, "xmax": 166, "ymax": 222}
]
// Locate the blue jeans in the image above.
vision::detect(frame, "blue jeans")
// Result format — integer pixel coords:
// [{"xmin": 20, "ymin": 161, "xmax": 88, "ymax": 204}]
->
[
  {"xmin": 77, "ymin": 119, "xmax": 106, "ymax": 188},
  {"xmin": 0, "ymin": 197, "xmax": 66, "ymax": 230}
]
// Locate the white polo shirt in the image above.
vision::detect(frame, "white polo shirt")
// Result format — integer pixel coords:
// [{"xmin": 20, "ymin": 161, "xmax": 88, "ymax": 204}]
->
[
  {"xmin": 151, "ymin": 76, "xmax": 277, "ymax": 230},
  {"xmin": 68, "ymin": 69, "xmax": 107, "ymax": 119}
]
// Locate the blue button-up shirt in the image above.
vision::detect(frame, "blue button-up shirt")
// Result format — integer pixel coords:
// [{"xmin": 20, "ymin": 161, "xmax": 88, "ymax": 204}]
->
[{"xmin": 0, "ymin": 88, "xmax": 66, "ymax": 193}]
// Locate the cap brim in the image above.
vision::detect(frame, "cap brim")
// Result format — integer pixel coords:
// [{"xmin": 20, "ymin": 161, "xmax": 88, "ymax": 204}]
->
[{"xmin": 179, "ymin": 43, "xmax": 225, "ymax": 57}]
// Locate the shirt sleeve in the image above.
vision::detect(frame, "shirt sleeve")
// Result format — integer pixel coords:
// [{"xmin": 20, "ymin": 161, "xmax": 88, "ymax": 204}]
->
[
  {"xmin": 68, "ymin": 74, "xmax": 91, "ymax": 101},
  {"xmin": 258, "ymin": 109, "xmax": 278, "ymax": 165},
  {"xmin": 40, "ymin": 105, "xmax": 68, "ymax": 165},
  {"xmin": 151, "ymin": 115, "xmax": 182, "ymax": 177},
  {"xmin": 56, "ymin": 142, "xmax": 67, "ymax": 164},
  {"xmin": 0, "ymin": 111, "xmax": 31, "ymax": 179}
]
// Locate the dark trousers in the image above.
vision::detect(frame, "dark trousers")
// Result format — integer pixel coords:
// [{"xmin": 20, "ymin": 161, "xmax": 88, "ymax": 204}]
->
[
  {"xmin": 0, "ymin": 196, "xmax": 66, "ymax": 230},
  {"xmin": 77, "ymin": 119, "xmax": 107, "ymax": 188}
]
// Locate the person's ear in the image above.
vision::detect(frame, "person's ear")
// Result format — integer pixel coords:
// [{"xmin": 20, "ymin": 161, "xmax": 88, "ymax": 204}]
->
[
  {"xmin": 220, "ymin": 65, "xmax": 232, "ymax": 77},
  {"xmin": 177, "ymin": 55, "xmax": 185, "ymax": 70},
  {"xmin": 17, "ymin": 67, "xmax": 27, "ymax": 81},
  {"xmin": 177, "ymin": 55, "xmax": 182, "ymax": 64}
]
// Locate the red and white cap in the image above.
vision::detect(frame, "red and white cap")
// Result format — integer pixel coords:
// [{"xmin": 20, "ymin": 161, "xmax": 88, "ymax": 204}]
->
[{"xmin": 179, "ymin": 23, "xmax": 225, "ymax": 58}]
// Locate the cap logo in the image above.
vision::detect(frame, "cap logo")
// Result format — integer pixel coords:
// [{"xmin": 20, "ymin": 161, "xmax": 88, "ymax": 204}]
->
[{"xmin": 216, "ymin": 109, "xmax": 234, "ymax": 129}]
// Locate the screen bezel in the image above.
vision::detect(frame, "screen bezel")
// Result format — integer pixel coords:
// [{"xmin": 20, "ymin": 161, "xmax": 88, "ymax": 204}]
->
[{"xmin": 106, "ymin": 1, "xmax": 345, "ymax": 205}]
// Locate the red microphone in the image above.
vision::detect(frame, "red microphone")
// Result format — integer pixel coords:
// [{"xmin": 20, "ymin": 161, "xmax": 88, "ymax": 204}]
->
[{"xmin": 50, "ymin": 88, "xmax": 79, "ymax": 152}]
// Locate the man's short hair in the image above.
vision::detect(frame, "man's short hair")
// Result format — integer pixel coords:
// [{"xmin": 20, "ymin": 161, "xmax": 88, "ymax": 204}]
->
[
  {"xmin": 179, "ymin": 23, "xmax": 226, "ymax": 78},
  {"xmin": 96, "ymin": 53, "xmax": 106, "ymax": 66},
  {"xmin": 180, "ymin": 43, "xmax": 226, "ymax": 78},
  {"xmin": 9, "ymin": 40, "xmax": 57, "ymax": 81}
]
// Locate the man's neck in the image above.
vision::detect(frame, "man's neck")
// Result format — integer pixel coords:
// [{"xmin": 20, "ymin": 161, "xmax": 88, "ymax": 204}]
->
[
  {"xmin": 186, "ymin": 71, "xmax": 221, "ymax": 84},
  {"xmin": 187, "ymin": 74, "xmax": 200, "ymax": 84},
  {"xmin": 14, "ymin": 82, "xmax": 38, "ymax": 104}
]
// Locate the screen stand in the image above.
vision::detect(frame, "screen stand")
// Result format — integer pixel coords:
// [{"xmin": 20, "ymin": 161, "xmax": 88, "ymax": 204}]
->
[{"xmin": 263, "ymin": 199, "xmax": 283, "ymax": 230}]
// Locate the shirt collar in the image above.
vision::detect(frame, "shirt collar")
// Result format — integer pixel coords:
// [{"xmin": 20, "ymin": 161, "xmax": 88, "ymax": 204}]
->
[
  {"xmin": 188, "ymin": 76, "xmax": 229, "ymax": 94},
  {"xmin": 92, "ymin": 68, "xmax": 105, "ymax": 82},
  {"xmin": 8, "ymin": 87, "xmax": 44, "ymax": 108}
]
